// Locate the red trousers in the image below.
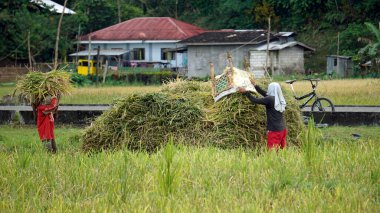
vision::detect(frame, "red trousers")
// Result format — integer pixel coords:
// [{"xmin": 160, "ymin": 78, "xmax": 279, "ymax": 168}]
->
[{"xmin": 267, "ymin": 129, "xmax": 287, "ymax": 149}]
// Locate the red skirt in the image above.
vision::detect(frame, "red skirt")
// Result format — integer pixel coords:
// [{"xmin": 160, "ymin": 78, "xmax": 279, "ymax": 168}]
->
[
  {"xmin": 37, "ymin": 106, "xmax": 55, "ymax": 140},
  {"xmin": 267, "ymin": 129, "xmax": 287, "ymax": 149}
]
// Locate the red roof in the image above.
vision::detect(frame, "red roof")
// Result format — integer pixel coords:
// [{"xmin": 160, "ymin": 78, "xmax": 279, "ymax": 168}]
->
[{"xmin": 81, "ymin": 17, "xmax": 205, "ymax": 41}]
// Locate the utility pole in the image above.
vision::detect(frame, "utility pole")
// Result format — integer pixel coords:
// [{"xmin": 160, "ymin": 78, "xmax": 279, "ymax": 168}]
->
[
  {"xmin": 265, "ymin": 17, "xmax": 271, "ymax": 76},
  {"xmin": 75, "ymin": 24, "xmax": 81, "ymax": 68},
  {"xmin": 87, "ymin": 35, "xmax": 92, "ymax": 75},
  {"xmin": 337, "ymin": 32, "xmax": 340, "ymax": 76},
  {"xmin": 175, "ymin": 0, "xmax": 178, "ymax": 19},
  {"xmin": 28, "ymin": 31, "xmax": 32, "ymax": 69},
  {"xmin": 96, "ymin": 46, "xmax": 100, "ymax": 86},
  {"xmin": 117, "ymin": 0, "xmax": 121, "ymax": 23},
  {"xmin": 54, "ymin": 0, "xmax": 68, "ymax": 70}
]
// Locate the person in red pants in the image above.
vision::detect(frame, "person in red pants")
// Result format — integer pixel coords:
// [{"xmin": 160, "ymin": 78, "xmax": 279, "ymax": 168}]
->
[
  {"xmin": 36, "ymin": 95, "xmax": 58, "ymax": 153},
  {"xmin": 238, "ymin": 80, "xmax": 287, "ymax": 150}
]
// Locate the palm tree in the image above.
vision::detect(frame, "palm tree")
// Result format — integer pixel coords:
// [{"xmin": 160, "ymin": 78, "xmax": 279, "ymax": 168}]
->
[{"xmin": 358, "ymin": 22, "xmax": 380, "ymax": 77}]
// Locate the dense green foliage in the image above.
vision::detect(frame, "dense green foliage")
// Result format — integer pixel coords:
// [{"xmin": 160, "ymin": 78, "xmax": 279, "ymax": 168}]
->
[
  {"xmin": 0, "ymin": 0, "xmax": 143, "ymax": 63},
  {"xmin": 1, "ymin": 0, "xmax": 379, "ymax": 72}
]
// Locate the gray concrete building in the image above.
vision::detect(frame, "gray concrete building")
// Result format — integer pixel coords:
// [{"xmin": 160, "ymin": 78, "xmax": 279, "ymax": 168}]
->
[
  {"xmin": 326, "ymin": 55, "xmax": 353, "ymax": 77},
  {"xmin": 180, "ymin": 31, "xmax": 314, "ymax": 78},
  {"xmin": 251, "ymin": 38, "xmax": 315, "ymax": 77},
  {"xmin": 179, "ymin": 30, "xmax": 270, "ymax": 77}
]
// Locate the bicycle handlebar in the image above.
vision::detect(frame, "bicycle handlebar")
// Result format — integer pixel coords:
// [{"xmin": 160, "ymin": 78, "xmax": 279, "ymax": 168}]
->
[
  {"xmin": 303, "ymin": 78, "xmax": 320, "ymax": 89},
  {"xmin": 303, "ymin": 78, "xmax": 320, "ymax": 81},
  {"xmin": 285, "ymin": 78, "xmax": 320, "ymax": 91}
]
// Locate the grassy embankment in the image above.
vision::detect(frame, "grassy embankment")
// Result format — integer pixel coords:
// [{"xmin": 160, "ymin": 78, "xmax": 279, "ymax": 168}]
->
[
  {"xmin": 0, "ymin": 125, "xmax": 379, "ymax": 211},
  {"xmin": 1, "ymin": 79, "xmax": 379, "ymax": 105}
]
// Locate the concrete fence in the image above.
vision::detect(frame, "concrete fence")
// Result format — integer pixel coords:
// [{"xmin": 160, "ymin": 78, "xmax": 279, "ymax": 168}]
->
[{"xmin": 1, "ymin": 107, "xmax": 379, "ymax": 126}]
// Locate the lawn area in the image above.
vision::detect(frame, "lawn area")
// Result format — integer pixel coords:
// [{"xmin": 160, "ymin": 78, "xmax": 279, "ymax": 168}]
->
[
  {"xmin": 0, "ymin": 125, "xmax": 379, "ymax": 212},
  {"xmin": 2, "ymin": 78, "xmax": 379, "ymax": 105}
]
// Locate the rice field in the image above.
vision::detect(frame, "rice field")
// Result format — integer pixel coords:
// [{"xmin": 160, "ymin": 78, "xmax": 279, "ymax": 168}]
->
[
  {"xmin": 1, "ymin": 79, "xmax": 379, "ymax": 105},
  {"xmin": 59, "ymin": 85, "xmax": 160, "ymax": 104},
  {"xmin": 281, "ymin": 78, "xmax": 380, "ymax": 106},
  {"xmin": 0, "ymin": 125, "xmax": 378, "ymax": 212},
  {"xmin": 1, "ymin": 77, "xmax": 379, "ymax": 211}
]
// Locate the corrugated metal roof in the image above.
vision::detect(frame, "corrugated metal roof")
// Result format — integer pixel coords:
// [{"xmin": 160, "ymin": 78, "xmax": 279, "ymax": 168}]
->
[
  {"xmin": 326, "ymin": 55, "xmax": 352, "ymax": 59},
  {"xmin": 179, "ymin": 30, "xmax": 270, "ymax": 45},
  {"xmin": 81, "ymin": 17, "xmax": 205, "ymax": 41},
  {"xmin": 69, "ymin": 49, "xmax": 130, "ymax": 56},
  {"xmin": 252, "ymin": 41, "xmax": 315, "ymax": 51},
  {"xmin": 276, "ymin": 32, "xmax": 296, "ymax": 37},
  {"xmin": 31, "ymin": 0, "xmax": 76, "ymax": 14}
]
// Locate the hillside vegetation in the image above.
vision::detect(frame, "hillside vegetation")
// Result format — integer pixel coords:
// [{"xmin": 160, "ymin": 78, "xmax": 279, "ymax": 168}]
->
[{"xmin": 1, "ymin": 0, "xmax": 379, "ymax": 71}]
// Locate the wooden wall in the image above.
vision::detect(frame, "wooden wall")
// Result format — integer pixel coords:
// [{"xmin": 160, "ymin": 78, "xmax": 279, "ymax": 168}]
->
[{"xmin": 0, "ymin": 66, "xmax": 29, "ymax": 82}]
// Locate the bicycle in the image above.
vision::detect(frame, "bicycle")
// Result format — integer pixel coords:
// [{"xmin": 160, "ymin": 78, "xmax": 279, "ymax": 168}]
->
[{"xmin": 285, "ymin": 78, "xmax": 335, "ymax": 112}]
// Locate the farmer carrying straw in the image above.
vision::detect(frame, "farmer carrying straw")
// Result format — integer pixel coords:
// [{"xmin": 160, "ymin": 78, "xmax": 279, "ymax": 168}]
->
[
  {"xmin": 238, "ymin": 80, "xmax": 287, "ymax": 150},
  {"xmin": 14, "ymin": 70, "xmax": 72, "ymax": 153},
  {"xmin": 34, "ymin": 94, "xmax": 59, "ymax": 153}
]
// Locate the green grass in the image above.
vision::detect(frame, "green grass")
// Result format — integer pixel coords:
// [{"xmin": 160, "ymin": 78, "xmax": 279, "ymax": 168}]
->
[
  {"xmin": 0, "ymin": 83, "xmax": 15, "ymax": 98},
  {"xmin": 0, "ymin": 125, "xmax": 379, "ymax": 212}
]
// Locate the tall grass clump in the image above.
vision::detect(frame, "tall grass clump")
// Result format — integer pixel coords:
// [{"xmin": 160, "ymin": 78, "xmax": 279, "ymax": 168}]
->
[
  {"xmin": 302, "ymin": 117, "xmax": 321, "ymax": 169},
  {"xmin": 81, "ymin": 79, "xmax": 304, "ymax": 152},
  {"xmin": 158, "ymin": 136, "xmax": 177, "ymax": 196}
]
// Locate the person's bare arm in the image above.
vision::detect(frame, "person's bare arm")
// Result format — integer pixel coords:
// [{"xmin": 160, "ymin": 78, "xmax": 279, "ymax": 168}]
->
[{"xmin": 43, "ymin": 98, "xmax": 58, "ymax": 114}]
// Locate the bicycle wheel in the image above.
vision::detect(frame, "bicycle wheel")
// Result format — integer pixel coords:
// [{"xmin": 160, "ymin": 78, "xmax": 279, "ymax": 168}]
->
[{"xmin": 311, "ymin": 97, "xmax": 335, "ymax": 112}]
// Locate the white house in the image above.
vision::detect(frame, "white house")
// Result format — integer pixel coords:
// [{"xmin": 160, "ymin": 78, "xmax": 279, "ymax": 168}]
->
[{"xmin": 70, "ymin": 17, "xmax": 205, "ymax": 69}]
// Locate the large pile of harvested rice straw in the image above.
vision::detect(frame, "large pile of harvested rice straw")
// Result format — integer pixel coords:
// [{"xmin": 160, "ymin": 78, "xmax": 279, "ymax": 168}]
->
[
  {"xmin": 82, "ymin": 93, "xmax": 206, "ymax": 152},
  {"xmin": 14, "ymin": 70, "xmax": 73, "ymax": 104},
  {"xmin": 82, "ymin": 79, "xmax": 304, "ymax": 152}
]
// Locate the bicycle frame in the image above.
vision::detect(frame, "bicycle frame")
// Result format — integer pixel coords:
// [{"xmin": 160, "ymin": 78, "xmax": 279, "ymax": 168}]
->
[
  {"xmin": 295, "ymin": 91, "xmax": 316, "ymax": 108},
  {"xmin": 288, "ymin": 81, "xmax": 317, "ymax": 108}
]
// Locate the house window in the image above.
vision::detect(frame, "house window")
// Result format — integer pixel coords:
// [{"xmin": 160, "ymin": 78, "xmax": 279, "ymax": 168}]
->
[
  {"xmin": 133, "ymin": 48, "xmax": 145, "ymax": 60},
  {"xmin": 161, "ymin": 48, "xmax": 175, "ymax": 60},
  {"xmin": 334, "ymin": 58, "xmax": 337, "ymax": 66}
]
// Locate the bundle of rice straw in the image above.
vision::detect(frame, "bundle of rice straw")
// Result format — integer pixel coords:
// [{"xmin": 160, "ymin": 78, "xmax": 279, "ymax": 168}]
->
[
  {"xmin": 206, "ymin": 86, "xmax": 304, "ymax": 149},
  {"xmin": 81, "ymin": 79, "xmax": 304, "ymax": 152},
  {"xmin": 82, "ymin": 93, "xmax": 206, "ymax": 152},
  {"xmin": 14, "ymin": 70, "xmax": 73, "ymax": 104}
]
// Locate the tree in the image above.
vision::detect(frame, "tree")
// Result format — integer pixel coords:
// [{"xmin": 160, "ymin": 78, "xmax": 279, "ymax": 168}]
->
[
  {"xmin": 54, "ymin": 0, "xmax": 69, "ymax": 69},
  {"xmin": 358, "ymin": 22, "xmax": 380, "ymax": 77},
  {"xmin": 252, "ymin": 0, "xmax": 279, "ymax": 30}
]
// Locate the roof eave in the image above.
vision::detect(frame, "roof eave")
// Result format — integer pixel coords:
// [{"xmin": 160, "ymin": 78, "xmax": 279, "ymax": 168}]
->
[
  {"xmin": 183, "ymin": 41, "xmax": 266, "ymax": 46},
  {"xmin": 78, "ymin": 40, "xmax": 180, "ymax": 44}
]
